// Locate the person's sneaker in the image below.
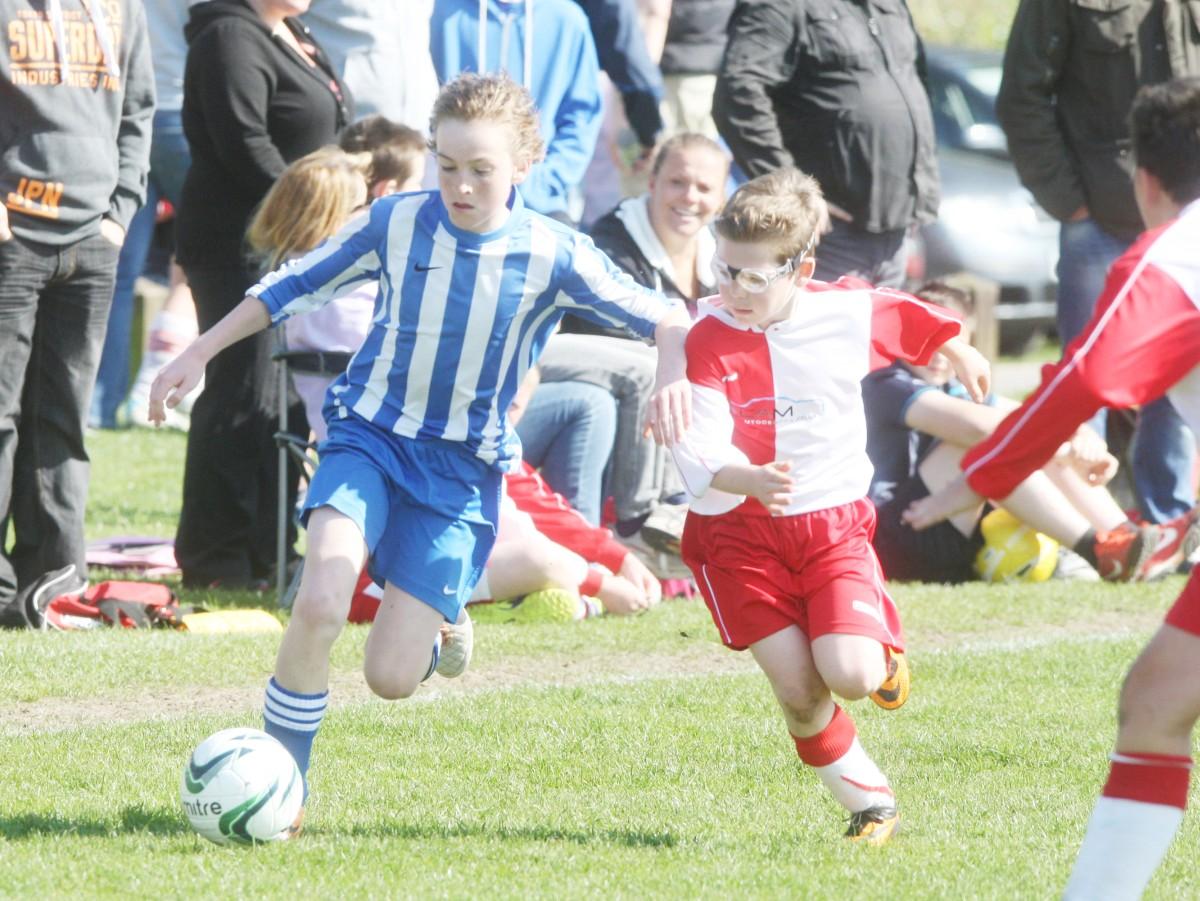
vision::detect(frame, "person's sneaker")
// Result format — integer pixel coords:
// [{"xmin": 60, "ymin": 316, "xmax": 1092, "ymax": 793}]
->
[
  {"xmin": 435, "ymin": 610, "xmax": 474, "ymax": 678},
  {"xmin": 1052, "ymin": 547, "xmax": 1101, "ymax": 582},
  {"xmin": 616, "ymin": 529, "xmax": 693, "ymax": 581},
  {"xmin": 845, "ymin": 805, "xmax": 900, "ymax": 845},
  {"xmin": 870, "ymin": 647, "xmax": 910, "ymax": 711},
  {"xmin": 640, "ymin": 503, "xmax": 687, "ymax": 556},
  {"xmin": 1094, "ymin": 522, "xmax": 1152, "ymax": 582},
  {"xmin": 1126, "ymin": 519, "xmax": 1194, "ymax": 582},
  {"xmin": 278, "ymin": 806, "xmax": 305, "ymax": 840},
  {"xmin": 21, "ymin": 564, "xmax": 88, "ymax": 630}
]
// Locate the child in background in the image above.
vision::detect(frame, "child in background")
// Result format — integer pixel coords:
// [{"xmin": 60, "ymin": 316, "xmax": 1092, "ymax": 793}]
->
[
  {"xmin": 865, "ymin": 282, "xmax": 1138, "ymax": 583},
  {"xmin": 670, "ymin": 168, "xmax": 990, "ymax": 844},
  {"xmin": 274, "ymin": 119, "xmax": 428, "ymax": 429},
  {"xmin": 150, "ymin": 73, "xmax": 691, "ymax": 834}
]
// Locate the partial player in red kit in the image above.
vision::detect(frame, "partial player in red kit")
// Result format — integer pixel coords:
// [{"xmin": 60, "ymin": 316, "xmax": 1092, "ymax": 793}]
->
[
  {"xmin": 904, "ymin": 78, "xmax": 1200, "ymax": 899},
  {"xmin": 668, "ymin": 168, "xmax": 991, "ymax": 844}
]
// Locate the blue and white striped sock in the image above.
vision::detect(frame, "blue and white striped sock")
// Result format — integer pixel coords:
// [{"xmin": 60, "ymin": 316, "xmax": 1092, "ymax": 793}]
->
[{"xmin": 263, "ymin": 676, "xmax": 327, "ymax": 797}]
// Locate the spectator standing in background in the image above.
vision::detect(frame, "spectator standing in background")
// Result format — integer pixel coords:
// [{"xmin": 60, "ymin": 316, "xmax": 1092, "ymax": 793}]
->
[
  {"xmin": 658, "ymin": 0, "xmax": 735, "ymax": 139},
  {"xmin": 430, "ymin": 0, "xmax": 603, "ymax": 223},
  {"xmin": 303, "ymin": 0, "xmax": 439, "ymax": 127},
  {"xmin": 95, "ymin": 0, "xmax": 207, "ymax": 432},
  {"xmin": 0, "ymin": 0, "xmax": 153, "ymax": 604},
  {"xmin": 713, "ymin": 0, "xmax": 938, "ymax": 287},
  {"xmin": 996, "ymin": 0, "xmax": 1200, "ymax": 525},
  {"xmin": 174, "ymin": 0, "xmax": 351, "ymax": 589}
]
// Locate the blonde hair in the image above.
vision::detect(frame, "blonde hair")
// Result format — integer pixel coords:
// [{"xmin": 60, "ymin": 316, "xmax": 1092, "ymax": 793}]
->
[
  {"xmin": 428, "ymin": 73, "xmax": 546, "ymax": 166},
  {"xmin": 713, "ymin": 168, "xmax": 829, "ymax": 263},
  {"xmin": 247, "ymin": 147, "xmax": 370, "ymax": 270},
  {"xmin": 650, "ymin": 132, "xmax": 728, "ymax": 178}
]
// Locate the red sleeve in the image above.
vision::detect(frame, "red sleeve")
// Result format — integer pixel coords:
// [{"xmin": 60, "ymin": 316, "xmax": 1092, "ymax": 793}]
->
[
  {"xmin": 505, "ymin": 464, "xmax": 629, "ymax": 573},
  {"xmin": 964, "ymin": 258, "xmax": 1200, "ymax": 499},
  {"xmin": 685, "ymin": 318, "xmax": 728, "ymax": 390},
  {"xmin": 866, "ymin": 285, "xmax": 962, "ymax": 370}
]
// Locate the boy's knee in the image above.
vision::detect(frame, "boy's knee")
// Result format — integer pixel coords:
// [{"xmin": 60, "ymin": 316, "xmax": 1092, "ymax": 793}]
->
[
  {"xmin": 291, "ymin": 586, "xmax": 350, "ymax": 636},
  {"xmin": 363, "ymin": 662, "xmax": 422, "ymax": 701},
  {"xmin": 821, "ymin": 662, "xmax": 885, "ymax": 702},
  {"xmin": 776, "ymin": 680, "xmax": 829, "ymax": 726}
]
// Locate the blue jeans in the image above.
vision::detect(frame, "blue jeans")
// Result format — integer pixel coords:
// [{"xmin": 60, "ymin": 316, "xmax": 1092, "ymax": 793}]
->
[
  {"xmin": 1058, "ymin": 218, "xmax": 1195, "ymax": 522},
  {"xmin": 0, "ymin": 232, "xmax": 119, "ymax": 601},
  {"xmin": 515, "ymin": 381, "xmax": 617, "ymax": 526},
  {"xmin": 91, "ymin": 109, "xmax": 192, "ymax": 428}
]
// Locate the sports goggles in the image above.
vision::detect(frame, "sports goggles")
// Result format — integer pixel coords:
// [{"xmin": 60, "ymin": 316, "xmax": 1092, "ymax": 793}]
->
[{"xmin": 710, "ymin": 232, "xmax": 817, "ymax": 294}]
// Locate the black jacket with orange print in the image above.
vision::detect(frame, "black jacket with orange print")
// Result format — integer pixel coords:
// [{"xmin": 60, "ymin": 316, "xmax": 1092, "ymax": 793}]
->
[{"xmin": 0, "ymin": 0, "xmax": 154, "ymax": 245}]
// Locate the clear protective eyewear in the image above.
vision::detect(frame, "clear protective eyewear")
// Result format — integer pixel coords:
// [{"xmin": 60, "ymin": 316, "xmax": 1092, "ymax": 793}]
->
[{"xmin": 710, "ymin": 231, "xmax": 817, "ymax": 294}]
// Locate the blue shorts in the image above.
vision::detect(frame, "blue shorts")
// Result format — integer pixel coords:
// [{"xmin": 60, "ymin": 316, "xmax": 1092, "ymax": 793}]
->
[{"xmin": 303, "ymin": 415, "xmax": 502, "ymax": 622}]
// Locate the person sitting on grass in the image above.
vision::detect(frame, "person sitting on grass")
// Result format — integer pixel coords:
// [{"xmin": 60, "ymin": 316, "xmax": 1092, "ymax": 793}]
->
[
  {"xmin": 902, "ymin": 77, "xmax": 1200, "ymax": 899},
  {"xmin": 668, "ymin": 167, "xmax": 991, "ymax": 845},
  {"xmin": 149, "ymin": 73, "xmax": 692, "ymax": 837},
  {"xmin": 865, "ymin": 281, "xmax": 1142, "ymax": 583}
]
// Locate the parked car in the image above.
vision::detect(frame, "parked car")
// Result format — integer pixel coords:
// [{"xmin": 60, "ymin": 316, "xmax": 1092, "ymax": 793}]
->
[{"xmin": 913, "ymin": 46, "xmax": 1059, "ymax": 353}]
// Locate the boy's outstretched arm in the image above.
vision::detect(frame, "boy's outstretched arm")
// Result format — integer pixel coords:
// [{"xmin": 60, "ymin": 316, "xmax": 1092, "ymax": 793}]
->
[
  {"xmin": 646, "ymin": 306, "xmax": 693, "ymax": 445},
  {"xmin": 937, "ymin": 337, "xmax": 990, "ymax": 403},
  {"xmin": 147, "ymin": 297, "xmax": 271, "ymax": 424}
]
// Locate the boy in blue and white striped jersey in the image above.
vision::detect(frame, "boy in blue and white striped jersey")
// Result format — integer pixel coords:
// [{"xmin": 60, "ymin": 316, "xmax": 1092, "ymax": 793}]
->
[{"xmin": 149, "ymin": 74, "xmax": 692, "ymax": 832}]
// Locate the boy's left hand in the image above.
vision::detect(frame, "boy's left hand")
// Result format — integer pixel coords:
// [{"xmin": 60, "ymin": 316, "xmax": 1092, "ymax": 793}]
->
[{"xmin": 646, "ymin": 377, "xmax": 692, "ymax": 445}]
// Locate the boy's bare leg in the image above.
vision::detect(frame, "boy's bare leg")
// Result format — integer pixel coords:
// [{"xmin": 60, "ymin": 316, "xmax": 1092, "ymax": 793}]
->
[
  {"xmin": 919, "ymin": 441, "xmax": 1094, "ymax": 548},
  {"xmin": 275, "ymin": 506, "xmax": 367, "ymax": 693},
  {"xmin": 809, "ymin": 633, "xmax": 888, "ymax": 701},
  {"xmin": 362, "ymin": 583, "xmax": 447, "ymax": 700},
  {"xmin": 1064, "ymin": 625, "xmax": 1200, "ymax": 899},
  {"xmin": 753, "ymin": 627, "xmax": 897, "ymax": 838},
  {"xmin": 1044, "ymin": 459, "xmax": 1128, "ymax": 532}
]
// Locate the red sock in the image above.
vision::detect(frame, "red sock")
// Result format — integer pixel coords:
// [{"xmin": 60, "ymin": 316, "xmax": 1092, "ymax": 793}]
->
[
  {"xmin": 1103, "ymin": 752, "xmax": 1192, "ymax": 809},
  {"xmin": 791, "ymin": 704, "xmax": 855, "ymax": 767}
]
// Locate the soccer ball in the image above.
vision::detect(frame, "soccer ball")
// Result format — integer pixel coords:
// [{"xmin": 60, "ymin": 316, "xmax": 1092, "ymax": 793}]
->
[
  {"xmin": 974, "ymin": 509, "xmax": 1059, "ymax": 583},
  {"xmin": 180, "ymin": 727, "xmax": 303, "ymax": 845}
]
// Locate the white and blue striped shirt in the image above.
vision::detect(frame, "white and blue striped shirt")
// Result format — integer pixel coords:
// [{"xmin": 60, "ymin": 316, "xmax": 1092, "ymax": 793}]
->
[{"xmin": 251, "ymin": 189, "xmax": 681, "ymax": 468}]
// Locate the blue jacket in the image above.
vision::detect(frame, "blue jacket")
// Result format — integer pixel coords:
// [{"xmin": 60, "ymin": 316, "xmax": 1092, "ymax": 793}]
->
[{"xmin": 430, "ymin": 0, "xmax": 603, "ymax": 217}]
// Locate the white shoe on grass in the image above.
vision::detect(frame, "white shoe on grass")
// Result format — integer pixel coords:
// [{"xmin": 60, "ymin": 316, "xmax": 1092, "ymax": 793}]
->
[{"xmin": 435, "ymin": 610, "xmax": 473, "ymax": 678}]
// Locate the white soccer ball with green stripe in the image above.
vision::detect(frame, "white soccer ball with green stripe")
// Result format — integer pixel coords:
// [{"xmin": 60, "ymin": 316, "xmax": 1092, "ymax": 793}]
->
[{"xmin": 180, "ymin": 727, "xmax": 303, "ymax": 845}]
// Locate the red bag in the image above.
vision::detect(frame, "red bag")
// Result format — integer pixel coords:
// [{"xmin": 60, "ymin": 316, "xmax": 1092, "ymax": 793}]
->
[{"xmin": 43, "ymin": 581, "xmax": 196, "ymax": 630}]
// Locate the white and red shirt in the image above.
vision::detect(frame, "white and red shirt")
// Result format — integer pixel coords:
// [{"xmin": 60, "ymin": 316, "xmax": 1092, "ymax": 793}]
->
[
  {"xmin": 672, "ymin": 279, "xmax": 961, "ymax": 517},
  {"xmin": 963, "ymin": 199, "xmax": 1200, "ymax": 500}
]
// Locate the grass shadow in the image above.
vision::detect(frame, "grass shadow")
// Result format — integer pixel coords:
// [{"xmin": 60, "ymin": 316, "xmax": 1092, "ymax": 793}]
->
[
  {"xmin": 1, "ymin": 805, "xmax": 188, "ymax": 840},
  {"xmin": 344, "ymin": 820, "xmax": 679, "ymax": 848}
]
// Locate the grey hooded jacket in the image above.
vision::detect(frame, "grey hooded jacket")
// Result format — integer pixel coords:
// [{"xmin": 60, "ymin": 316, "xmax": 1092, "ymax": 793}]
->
[{"xmin": 1, "ymin": 0, "xmax": 154, "ymax": 245}]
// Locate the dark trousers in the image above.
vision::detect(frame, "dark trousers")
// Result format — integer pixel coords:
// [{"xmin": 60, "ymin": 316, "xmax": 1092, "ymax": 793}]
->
[
  {"xmin": 813, "ymin": 219, "xmax": 909, "ymax": 288},
  {"xmin": 0, "ymin": 232, "xmax": 119, "ymax": 601},
  {"xmin": 176, "ymin": 261, "xmax": 304, "ymax": 587}
]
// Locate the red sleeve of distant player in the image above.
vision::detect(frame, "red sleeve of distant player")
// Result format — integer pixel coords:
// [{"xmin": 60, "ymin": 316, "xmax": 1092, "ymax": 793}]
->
[
  {"xmin": 866, "ymin": 285, "xmax": 961, "ymax": 370},
  {"xmin": 506, "ymin": 464, "xmax": 629, "ymax": 573},
  {"xmin": 963, "ymin": 259, "xmax": 1200, "ymax": 500}
]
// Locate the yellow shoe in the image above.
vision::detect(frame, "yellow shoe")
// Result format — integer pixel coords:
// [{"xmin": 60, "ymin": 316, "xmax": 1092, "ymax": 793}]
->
[
  {"xmin": 870, "ymin": 648, "xmax": 910, "ymax": 710},
  {"xmin": 845, "ymin": 805, "xmax": 899, "ymax": 845}
]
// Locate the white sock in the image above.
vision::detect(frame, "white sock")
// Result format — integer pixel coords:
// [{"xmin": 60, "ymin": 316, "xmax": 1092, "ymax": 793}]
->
[
  {"xmin": 1063, "ymin": 796, "xmax": 1185, "ymax": 900},
  {"xmin": 792, "ymin": 705, "xmax": 894, "ymax": 813}
]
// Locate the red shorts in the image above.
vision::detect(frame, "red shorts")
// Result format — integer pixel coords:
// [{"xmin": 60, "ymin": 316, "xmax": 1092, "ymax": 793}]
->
[
  {"xmin": 1165, "ymin": 567, "xmax": 1200, "ymax": 636},
  {"xmin": 681, "ymin": 498, "xmax": 905, "ymax": 652}
]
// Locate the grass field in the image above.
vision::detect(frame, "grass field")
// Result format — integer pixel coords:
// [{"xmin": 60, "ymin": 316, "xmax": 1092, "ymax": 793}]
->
[{"xmin": 3, "ymin": 428, "xmax": 1198, "ymax": 899}]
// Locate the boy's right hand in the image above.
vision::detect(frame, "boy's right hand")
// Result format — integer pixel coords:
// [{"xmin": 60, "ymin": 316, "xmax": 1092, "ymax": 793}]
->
[
  {"xmin": 750, "ymin": 461, "xmax": 794, "ymax": 515},
  {"xmin": 148, "ymin": 349, "xmax": 205, "ymax": 426}
]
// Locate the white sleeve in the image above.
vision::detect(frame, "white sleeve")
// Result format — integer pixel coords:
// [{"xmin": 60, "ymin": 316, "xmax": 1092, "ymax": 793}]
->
[{"xmin": 670, "ymin": 382, "xmax": 750, "ymax": 516}]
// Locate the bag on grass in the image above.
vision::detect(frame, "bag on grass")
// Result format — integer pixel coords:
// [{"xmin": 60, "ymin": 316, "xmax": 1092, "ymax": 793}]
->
[{"xmin": 38, "ymin": 581, "xmax": 198, "ymax": 631}]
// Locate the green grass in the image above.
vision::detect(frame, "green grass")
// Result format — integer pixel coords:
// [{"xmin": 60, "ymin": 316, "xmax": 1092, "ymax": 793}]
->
[
  {"xmin": 910, "ymin": 0, "xmax": 1018, "ymax": 51},
  {"xmin": 4, "ymin": 428, "xmax": 1197, "ymax": 898}
]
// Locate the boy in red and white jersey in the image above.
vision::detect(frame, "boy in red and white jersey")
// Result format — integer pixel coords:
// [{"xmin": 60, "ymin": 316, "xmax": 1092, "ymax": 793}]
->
[
  {"xmin": 904, "ymin": 78, "xmax": 1200, "ymax": 899},
  {"xmin": 669, "ymin": 168, "xmax": 991, "ymax": 844}
]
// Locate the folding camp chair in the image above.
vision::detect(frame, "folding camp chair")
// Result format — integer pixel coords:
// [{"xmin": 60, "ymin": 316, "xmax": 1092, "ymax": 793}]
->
[{"xmin": 272, "ymin": 341, "xmax": 352, "ymax": 609}]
